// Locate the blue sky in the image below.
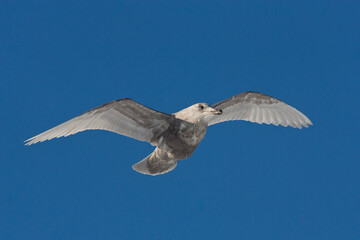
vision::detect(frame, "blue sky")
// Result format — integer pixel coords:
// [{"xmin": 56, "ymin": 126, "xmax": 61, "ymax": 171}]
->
[{"xmin": 1, "ymin": 1, "xmax": 360, "ymax": 239}]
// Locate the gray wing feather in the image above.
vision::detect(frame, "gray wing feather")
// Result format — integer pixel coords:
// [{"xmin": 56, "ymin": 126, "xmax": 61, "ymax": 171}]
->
[
  {"xmin": 207, "ymin": 92, "xmax": 313, "ymax": 129},
  {"xmin": 25, "ymin": 98, "xmax": 172, "ymax": 146}
]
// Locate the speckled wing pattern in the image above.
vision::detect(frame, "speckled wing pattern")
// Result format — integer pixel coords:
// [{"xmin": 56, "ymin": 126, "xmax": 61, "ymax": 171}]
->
[
  {"xmin": 206, "ymin": 91, "xmax": 312, "ymax": 129},
  {"xmin": 25, "ymin": 98, "xmax": 173, "ymax": 146}
]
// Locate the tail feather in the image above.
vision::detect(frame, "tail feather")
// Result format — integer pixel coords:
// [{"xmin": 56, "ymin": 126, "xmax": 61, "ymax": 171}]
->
[{"xmin": 132, "ymin": 154, "xmax": 178, "ymax": 176}]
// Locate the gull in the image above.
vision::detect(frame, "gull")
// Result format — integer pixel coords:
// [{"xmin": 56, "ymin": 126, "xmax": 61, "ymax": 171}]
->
[{"xmin": 25, "ymin": 91, "xmax": 313, "ymax": 176}]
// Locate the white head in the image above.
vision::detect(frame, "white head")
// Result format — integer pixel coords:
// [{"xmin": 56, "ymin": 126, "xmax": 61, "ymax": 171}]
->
[{"xmin": 174, "ymin": 103, "xmax": 222, "ymax": 123}]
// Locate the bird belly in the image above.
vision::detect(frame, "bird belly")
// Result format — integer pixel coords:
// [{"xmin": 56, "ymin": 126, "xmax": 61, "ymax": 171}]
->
[
  {"xmin": 156, "ymin": 122, "xmax": 207, "ymax": 160},
  {"xmin": 156, "ymin": 140, "xmax": 198, "ymax": 161}
]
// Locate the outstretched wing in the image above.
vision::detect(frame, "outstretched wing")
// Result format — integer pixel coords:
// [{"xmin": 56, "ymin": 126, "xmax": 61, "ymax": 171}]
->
[
  {"xmin": 25, "ymin": 98, "xmax": 173, "ymax": 146},
  {"xmin": 206, "ymin": 91, "xmax": 312, "ymax": 129}
]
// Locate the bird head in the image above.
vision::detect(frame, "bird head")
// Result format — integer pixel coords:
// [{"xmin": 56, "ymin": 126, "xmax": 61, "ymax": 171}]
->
[{"xmin": 174, "ymin": 103, "xmax": 222, "ymax": 123}]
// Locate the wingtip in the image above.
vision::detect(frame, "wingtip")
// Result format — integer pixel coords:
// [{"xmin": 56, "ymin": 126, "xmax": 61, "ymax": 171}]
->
[
  {"xmin": 24, "ymin": 138, "xmax": 32, "ymax": 146},
  {"xmin": 24, "ymin": 139, "xmax": 34, "ymax": 146},
  {"xmin": 24, "ymin": 136, "xmax": 41, "ymax": 146},
  {"xmin": 305, "ymin": 117, "xmax": 313, "ymax": 127},
  {"xmin": 298, "ymin": 120, "xmax": 313, "ymax": 129}
]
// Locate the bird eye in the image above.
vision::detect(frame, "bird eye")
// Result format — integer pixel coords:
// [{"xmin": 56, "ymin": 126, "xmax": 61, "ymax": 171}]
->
[{"xmin": 199, "ymin": 105, "xmax": 204, "ymax": 110}]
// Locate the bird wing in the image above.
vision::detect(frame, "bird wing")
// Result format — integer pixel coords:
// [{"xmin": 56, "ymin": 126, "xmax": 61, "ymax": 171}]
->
[
  {"xmin": 206, "ymin": 91, "xmax": 313, "ymax": 129},
  {"xmin": 25, "ymin": 98, "xmax": 173, "ymax": 146}
]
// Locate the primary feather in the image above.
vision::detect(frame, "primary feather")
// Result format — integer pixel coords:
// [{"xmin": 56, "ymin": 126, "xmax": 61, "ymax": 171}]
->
[
  {"xmin": 206, "ymin": 91, "xmax": 312, "ymax": 128},
  {"xmin": 25, "ymin": 99, "xmax": 172, "ymax": 146}
]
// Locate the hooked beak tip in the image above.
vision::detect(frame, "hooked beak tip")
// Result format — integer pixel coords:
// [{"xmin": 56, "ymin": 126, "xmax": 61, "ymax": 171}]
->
[{"xmin": 212, "ymin": 108, "xmax": 222, "ymax": 115}]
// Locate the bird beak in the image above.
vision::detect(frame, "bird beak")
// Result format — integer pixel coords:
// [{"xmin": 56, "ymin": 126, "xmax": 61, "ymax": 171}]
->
[{"xmin": 209, "ymin": 108, "xmax": 222, "ymax": 115}]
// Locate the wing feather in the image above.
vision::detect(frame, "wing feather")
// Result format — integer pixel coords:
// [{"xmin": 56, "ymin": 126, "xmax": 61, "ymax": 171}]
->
[
  {"xmin": 25, "ymin": 98, "xmax": 173, "ymax": 146},
  {"xmin": 207, "ymin": 91, "xmax": 312, "ymax": 129}
]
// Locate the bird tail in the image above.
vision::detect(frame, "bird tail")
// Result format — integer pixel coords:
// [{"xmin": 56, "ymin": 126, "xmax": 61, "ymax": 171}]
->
[{"xmin": 132, "ymin": 153, "xmax": 178, "ymax": 176}]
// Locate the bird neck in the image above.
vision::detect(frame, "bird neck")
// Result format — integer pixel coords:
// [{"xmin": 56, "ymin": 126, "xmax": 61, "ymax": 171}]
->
[{"xmin": 174, "ymin": 111, "xmax": 205, "ymax": 124}]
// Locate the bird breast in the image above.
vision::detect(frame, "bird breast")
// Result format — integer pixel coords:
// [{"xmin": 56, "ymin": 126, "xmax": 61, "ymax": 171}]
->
[
  {"xmin": 178, "ymin": 121, "xmax": 207, "ymax": 146},
  {"xmin": 156, "ymin": 120, "xmax": 208, "ymax": 160}
]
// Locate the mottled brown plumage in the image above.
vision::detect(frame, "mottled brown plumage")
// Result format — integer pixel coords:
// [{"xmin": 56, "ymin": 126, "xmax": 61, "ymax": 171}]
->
[{"xmin": 25, "ymin": 91, "xmax": 312, "ymax": 176}]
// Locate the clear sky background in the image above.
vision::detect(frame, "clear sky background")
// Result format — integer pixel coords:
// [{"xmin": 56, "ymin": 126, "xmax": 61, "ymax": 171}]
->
[{"xmin": 1, "ymin": 1, "xmax": 360, "ymax": 239}]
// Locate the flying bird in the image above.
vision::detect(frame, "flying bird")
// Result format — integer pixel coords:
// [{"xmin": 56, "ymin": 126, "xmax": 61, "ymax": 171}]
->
[{"xmin": 25, "ymin": 91, "xmax": 312, "ymax": 176}]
